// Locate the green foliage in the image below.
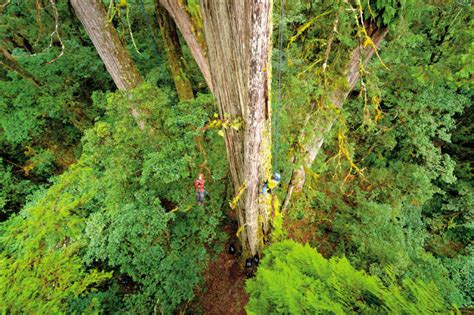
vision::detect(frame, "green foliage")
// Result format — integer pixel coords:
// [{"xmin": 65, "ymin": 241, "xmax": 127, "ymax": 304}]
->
[
  {"xmin": 279, "ymin": 0, "xmax": 472, "ymax": 308},
  {"xmin": 80, "ymin": 85, "xmax": 225, "ymax": 312},
  {"xmin": 0, "ymin": 83, "xmax": 226, "ymax": 313},
  {"xmin": 364, "ymin": 0, "xmax": 416, "ymax": 28},
  {"xmin": 0, "ymin": 165, "xmax": 112, "ymax": 313},
  {"xmin": 0, "ymin": 0, "xmax": 472, "ymax": 313},
  {"xmin": 246, "ymin": 240, "xmax": 452, "ymax": 314},
  {"xmin": 0, "ymin": 159, "xmax": 37, "ymax": 219},
  {"xmin": 0, "ymin": 1, "xmax": 115, "ymax": 219},
  {"xmin": 442, "ymin": 246, "xmax": 474, "ymax": 306}
]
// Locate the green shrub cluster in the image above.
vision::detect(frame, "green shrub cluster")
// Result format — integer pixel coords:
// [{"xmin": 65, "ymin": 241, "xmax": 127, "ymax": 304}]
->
[
  {"xmin": 246, "ymin": 240, "xmax": 454, "ymax": 314},
  {"xmin": 1, "ymin": 84, "xmax": 227, "ymax": 313}
]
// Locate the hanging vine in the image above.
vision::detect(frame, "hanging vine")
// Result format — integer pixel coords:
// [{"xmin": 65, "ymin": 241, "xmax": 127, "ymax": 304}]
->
[{"xmin": 106, "ymin": 0, "xmax": 141, "ymax": 54}]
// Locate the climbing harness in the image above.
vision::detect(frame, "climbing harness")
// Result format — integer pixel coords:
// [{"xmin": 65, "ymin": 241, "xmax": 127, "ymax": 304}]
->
[{"xmin": 273, "ymin": 0, "xmax": 285, "ymax": 172}]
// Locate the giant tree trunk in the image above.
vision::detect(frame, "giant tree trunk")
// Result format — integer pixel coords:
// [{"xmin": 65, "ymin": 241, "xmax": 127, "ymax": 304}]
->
[
  {"xmin": 282, "ymin": 27, "xmax": 388, "ymax": 211},
  {"xmin": 155, "ymin": 1, "xmax": 194, "ymax": 101},
  {"xmin": 200, "ymin": 0, "xmax": 273, "ymax": 256},
  {"xmin": 70, "ymin": 0, "xmax": 145, "ymax": 128}
]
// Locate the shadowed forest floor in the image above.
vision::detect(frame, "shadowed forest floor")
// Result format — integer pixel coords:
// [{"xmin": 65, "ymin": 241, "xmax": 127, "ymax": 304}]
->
[
  {"xmin": 193, "ymin": 224, "xmax": 249, "ymax": 315},
  {"xmin": 193, "ymin": 207, "xmax": 338, "ymax": 314}
]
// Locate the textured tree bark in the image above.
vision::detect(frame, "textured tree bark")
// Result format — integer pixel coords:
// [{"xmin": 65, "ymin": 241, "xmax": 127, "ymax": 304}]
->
[
  {"xmin": 282, "ymin": 27, "xmax": 388, "ymax": 211},
  {"xmin": 155, "ymin": 1, "xmax": 194, "ymax": 101},
  {"xmin": 70, "ymin": 0, "xmax": 142, "ymax": 90},
  {"xmin": 159, "ymin": 0, "xmax": 213, "ymax": 93},
  {"xmin": 70, "ymin": 0, "xmax": 145, "ymax": 129},
  {"xmin": 200, "ymin": 0, "xmax": 273, "ymax": 256},
  {"xmin": 0, "ymin": 46, "xmax": 42, "ymax": 87}
]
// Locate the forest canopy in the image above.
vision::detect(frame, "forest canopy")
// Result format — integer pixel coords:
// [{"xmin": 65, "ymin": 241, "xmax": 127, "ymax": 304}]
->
[{"xmin": 0, "ymin": 0, "xmax": 472, "ymax": 313}]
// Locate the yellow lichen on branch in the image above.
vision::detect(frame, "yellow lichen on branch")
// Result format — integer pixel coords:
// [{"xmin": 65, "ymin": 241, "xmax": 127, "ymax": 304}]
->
[
  {"xmin": 352, "ymin": 0, "xmax": 389, "ymax": 70},
  {"xmin": 235, "ymin": 223, "xmax": 247, "ymax": 240},
  {"xmin": 207, "ymin": 113, "xmax": 243, "ymax": 137},
  {"xmin": 326, "ymin": 104, "xmax": 364, "ymax": 183},
  {"xmin": 106, "ymin": 0, "xmax": 141, "ymax": 55},
  {"xmin": 229, "ymin": 182, "xmax": 248, "ymax": 210},
  {"xmin": 287, "ymin": 10, "xmax": 332, "ymax": 49}
]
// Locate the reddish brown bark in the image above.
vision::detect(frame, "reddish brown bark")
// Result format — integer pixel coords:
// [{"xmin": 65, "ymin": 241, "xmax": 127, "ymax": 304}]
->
[{"xmin": 200, "ymin": 0, "xmax": 273, "ymax": 255}]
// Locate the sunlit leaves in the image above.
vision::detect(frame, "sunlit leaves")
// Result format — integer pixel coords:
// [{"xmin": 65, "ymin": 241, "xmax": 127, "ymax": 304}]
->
[{"xmin": 246, "ymin": 240, "xmax": 450, "ymax": 314}]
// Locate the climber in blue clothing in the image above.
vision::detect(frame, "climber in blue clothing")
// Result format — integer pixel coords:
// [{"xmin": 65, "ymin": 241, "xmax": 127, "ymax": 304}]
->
[{"xmin": 261, "ymin": 172, "xmax": 281, "ymax": 194}]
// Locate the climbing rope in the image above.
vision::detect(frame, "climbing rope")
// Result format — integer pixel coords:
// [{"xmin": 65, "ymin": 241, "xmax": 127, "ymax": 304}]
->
[{"xmin": 273, "ymin": 0, "xmax": 284, "ymax": 172}]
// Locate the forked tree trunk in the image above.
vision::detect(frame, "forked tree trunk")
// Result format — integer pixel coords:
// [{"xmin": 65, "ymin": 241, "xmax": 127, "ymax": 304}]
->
[
  {"xmin": 282, "ymin": 28, "xmax": 388, "ymax": 211},
  {"xmin": 155, "ymin": 1, "xmax": 194, "ymax": 100},
  {"xmin": 200, "ymin": 0, "xmax": 273, "ymax": 256},
  {"xmin": 70, "ymin": 0, "xmax": 145, "ymax": 128},
  {"xmin": 159, "ymin": 0, "xmax": 213, "ymax": 93}
]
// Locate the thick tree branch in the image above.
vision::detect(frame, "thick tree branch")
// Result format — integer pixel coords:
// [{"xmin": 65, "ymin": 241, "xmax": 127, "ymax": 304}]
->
[
  {"xmin": 282, "ymin": 27, "xmax": 388, "ymax": 211},
  {"xmin": 0, "ymin": 46, "xmax": 42, "ymax": 87},
  {"xmin": 159, "ymin": 0, "xmax": 213, "ymax": 93},
  {"xmin": 0, "ymin": 0, "xmax": 10, "ymax": 13},
  {"xmin": 70, "ymin": 0, "xmax": 145, "ymax": 129},
  {"xmin": 70, "ymin": 0, "xmax": 142, "ymax": 90}
]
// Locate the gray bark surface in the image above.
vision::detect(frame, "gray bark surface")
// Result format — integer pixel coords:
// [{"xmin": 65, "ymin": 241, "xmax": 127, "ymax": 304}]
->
[{"xmin": 70, "ymin": 0, "xmax": 145, "ymax": 129}]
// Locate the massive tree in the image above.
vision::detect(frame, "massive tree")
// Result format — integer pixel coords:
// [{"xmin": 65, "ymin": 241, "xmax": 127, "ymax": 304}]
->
[
  {"xmin": 70, "ymin": 0, "xmax": 393, "ymax": 256},
  {"xmin": 199, "ymin": 0, "xmax": 273, "ymax": 255},
  {"xmin": 158, "ymin": 0, "xmax": 274, "ymax": 255},
  {"xmin": 160, "ymin": 0, "xmax": 273, "ymax": 255}
]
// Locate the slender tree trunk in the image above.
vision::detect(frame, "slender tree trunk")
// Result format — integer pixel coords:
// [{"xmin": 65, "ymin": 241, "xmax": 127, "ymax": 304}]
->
[
  {"xmin": 155, "ymin": 1, "xmax": 194, "ymax": 101},
  {"xmin": 282, "ymin": 28, "xmax": 388, "ymax": 211},
  {"xmin": 0, "ymin": 46, "xmax": 42, "ymax": 87},
  {"xmin": 69, "ymin": 0, "xmax": 145, "ymax": 129},
  {"xmin": 200, "ymin": 0, "xmax": 272, "ymax": 256},
  {"xmin": 159, "ymin": 0, "xmax": 213, "ymax": 93}
]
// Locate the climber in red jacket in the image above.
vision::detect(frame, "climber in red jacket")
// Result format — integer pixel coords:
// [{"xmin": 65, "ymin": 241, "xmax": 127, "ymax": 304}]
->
[{"xmin": 194, "ymin": 173, "xmax": 206, "ymax": 206}]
